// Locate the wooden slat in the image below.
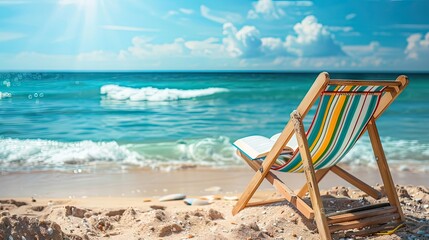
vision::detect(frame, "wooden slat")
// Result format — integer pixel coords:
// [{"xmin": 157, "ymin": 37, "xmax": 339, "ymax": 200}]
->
[
  {"xmin": 330, "ymin": 165, "xmax": 381, "ymax": 199},
  {"xmin": 232, "ymin": 72, "xmax": 330, "ymax": 216},
  {"xmin": 329, "ymin": 80, "xmax": 401, "ymax": 87},
  {"xmin": 367, "ymin": 120, "xmax": 405, "ymax": 221},
  {"xmin": 239, "ymin": 151, "xmax": 315, "ymax": 219},
  {"xmin": 326, "ymin": 202, "xmax": 390, "ymax": 217},
  {"xmin": 327, "ymin": 206, "xmax": 396, "ymax": 224},
  {"xmin": 329, "ymin": 213, "xmax": 400, "ymax": 233},
  {"xmin": 246, "ymin": 198, "xmax": 286, "ymax": 207},
  {"xmin": 274, "ymin": 178, "xmax": 314, "ymax": 219},
  {"xmin": 292, "ymin": 111, "xmax": 332, "ymax": 240},
  {"xmin": 297, "ymin": 167, "xmax": 331, "ymax": 198},
  {"xmin": 373, "ymin": 75, "xmax": 408, "ymax": 119}
]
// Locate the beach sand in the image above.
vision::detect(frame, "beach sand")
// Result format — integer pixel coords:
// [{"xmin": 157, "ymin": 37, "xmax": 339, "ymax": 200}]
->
[{"xmin": 0, "ymin": 165, "xmax": 428, "ymax": 239}]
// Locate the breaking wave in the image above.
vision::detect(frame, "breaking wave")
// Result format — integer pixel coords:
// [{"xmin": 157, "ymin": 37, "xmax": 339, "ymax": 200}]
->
[
  {"xmin": 0, "ymin": 136, "xmax": 427, "ymax": 172},
  {"xmin": 100, "ymin": 85, "xmax": 229, "ymax": 101}
]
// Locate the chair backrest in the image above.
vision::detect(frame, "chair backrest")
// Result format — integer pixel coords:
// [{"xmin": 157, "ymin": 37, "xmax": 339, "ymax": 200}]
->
[{"xmin": 273, "ymin": 77, "xmax": 406, "ymax": 173}]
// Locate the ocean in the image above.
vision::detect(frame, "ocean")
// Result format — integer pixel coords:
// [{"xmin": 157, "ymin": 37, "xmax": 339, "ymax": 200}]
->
[{"xmin": 0, "ymin": 72, "xmax": 428, "ymax": 172}]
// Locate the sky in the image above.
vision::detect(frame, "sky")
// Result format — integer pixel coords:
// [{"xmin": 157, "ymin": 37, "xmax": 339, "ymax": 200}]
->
[{"xmin": 0, "ymin": 0, "xmax": 428, "ymax": 71}]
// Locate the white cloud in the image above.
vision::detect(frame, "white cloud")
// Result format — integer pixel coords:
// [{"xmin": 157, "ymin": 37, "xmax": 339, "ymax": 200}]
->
[
  {"xmin": 341, "ymin": 41, "xmax": 405, "ymax": 68},
  {"xmin": 247, "ymin": 0, "xmax": 313, "ymax": 19},
  {"xmin": 276, "ymin": 1, "xmax": 313, "ymax": 7},
  {"xmin": 184, "ymin": 37, "xmax": 224, "ymax": 57},
  {"xmin": 200, "ymin": 5, "xmax": 242, "ymax": 24},
  {"xmin": 102, "ymin": 25, "xmax": 159, "ymax": 32},
  {"xmin": 343, "ymin": 41, "xmax": 381, "ymax": 56},
  {"xmin": 222, "ymin": 16, "xmax": 345, "ymax": 59},
  {"xmin": 222, "ymin": 23, "xmax": 262, "ymax": 58},
  {"xmin": 248, "ymin": 0, "xmax": 284, "ymax": 19},
  {"xmin": 390, "ymin": 24, "xmax": 429, "ymax": 30},
  {"xmin": 165, "ymin": 10, "xmax": 178, "ymax": 17},
  {"xmin": 166, "ymin": 8, "xmax": 193, "ymax": 18},
  {"xmin": 285, "ymin": 15, "xmax": 345, "ymax": 57},
  {"xmin": 0, "ymin": 32, "xmax": 25, "ymax": 42},
  {"xmin": 405, "ymin": 32, "xmax": 429, "ymax": 59},
  {"xmin": 345, "ymin": 13, "xmax": 356, "ymax": 20},
  {"xmin": 325, "ymin": 26, "xmax": 353, "ymax": 32},
  {"xmin": 128, "ymin": 37, "xmax": 187, "ymax": 58},
  {"xmin": 179, "ymin": 8, "xmax": 193, "ymax": 15},
  {"xmin": 222, "ymin": 22, "xmax": 291, "ymax": 58},
  {"xmin": 77, "ymin": 50, "xmax": 119, "ymax": 62}
]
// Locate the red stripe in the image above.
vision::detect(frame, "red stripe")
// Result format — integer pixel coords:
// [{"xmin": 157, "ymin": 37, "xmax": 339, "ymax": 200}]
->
[{"xmin": 322, "ymin": 91, "xmax": 383, "ymax": 95}]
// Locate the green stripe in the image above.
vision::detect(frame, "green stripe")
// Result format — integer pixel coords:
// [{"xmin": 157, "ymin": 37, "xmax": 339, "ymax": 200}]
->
[{"xmin": 274, "ymin": 85, "xmax": 382, "ymax": 172}]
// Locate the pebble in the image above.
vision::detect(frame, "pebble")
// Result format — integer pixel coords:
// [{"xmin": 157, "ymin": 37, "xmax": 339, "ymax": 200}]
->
[
  {"xmin": 200, "ymin": 195, "xmax": 221, "ymax": 201},
  {"xmin": 184, "ymin": 198, "xmax": 195, "ymax": 205},
  {"xmin": 105, "ymin": 209, "xmax": 125, "ymax": 217},
  {"xmin": 183, "ymin": 198, "xmax": 210, "ymax": 206},
  {"xmin": 159, "ymin": 194, "xmax": 186, "ymax": 202},
  {"xmin": 150, "ymin": 205, "xmax": 166, "ymax": 210},
  {"xmin": 205, "ymin": 186, "xmax": 222, "ymax": 192},
  {"xmin": 191, "ymin": 199, "xmax": 211, "ymax": 206},
  {"xmin": 1, "ymin": 211, "xmax": 10, "ymax": 216},
  {"xmin": 223, "ymin": 196, "xmax": 238, "ymax": 201},
  {"xmin": 208, "ymin": 209, "xmax": 224, "ymax": 220},
  {"xmin": 423, "ymin": 204, "xmax": 428, "ymax": 209},
  {"xmin": 143, "ymin": 198, "xmax": 152, "ymax": 202}
]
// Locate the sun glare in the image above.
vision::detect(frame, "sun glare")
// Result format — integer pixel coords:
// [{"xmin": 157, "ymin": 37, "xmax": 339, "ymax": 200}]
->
[
  {"xmin": 59, "ymin": 0, "xmax": 99, "ymax": 9},
  {"xmin": 54, "ymin": 0, "xmax": 108, "ymax": 54}
]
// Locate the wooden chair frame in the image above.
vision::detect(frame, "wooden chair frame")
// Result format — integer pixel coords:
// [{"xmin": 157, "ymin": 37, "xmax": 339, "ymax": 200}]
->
[{"xmin": 232, "ymin": 72, "xmax": 408, "ymax": 239}]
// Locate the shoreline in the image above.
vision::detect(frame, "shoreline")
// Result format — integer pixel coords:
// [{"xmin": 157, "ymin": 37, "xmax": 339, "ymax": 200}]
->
[{"xmin": 0, "ymin": 164, "xmax": 427, "ymax": 198}]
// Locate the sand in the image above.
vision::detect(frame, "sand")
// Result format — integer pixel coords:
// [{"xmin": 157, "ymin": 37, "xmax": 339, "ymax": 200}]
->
[{"xmin": 0, "ymin": 166, "xmax": 428, "ymax": 239}]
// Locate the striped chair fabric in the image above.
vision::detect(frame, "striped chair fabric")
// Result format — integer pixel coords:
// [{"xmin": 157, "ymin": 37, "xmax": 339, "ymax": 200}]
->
[{"xmin": 272, "ymin": 84, "xmax": 386, "ymax": 172}]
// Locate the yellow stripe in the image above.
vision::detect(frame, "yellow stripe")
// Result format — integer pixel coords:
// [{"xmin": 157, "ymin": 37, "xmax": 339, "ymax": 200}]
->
[
  {"xmin": 308, "ymin": 86, "xmax": 341, "ymax": 150},
  {"xmin": 311, "ymin": 93, "xmax": 348, "ymax": 162},
  {"xmin": 289, "ymin": 86, "xmax": 352, "ymax": 173},
  {"xmin": 288, "ymin": 86, "xmax": 340, "ymax": 172}
]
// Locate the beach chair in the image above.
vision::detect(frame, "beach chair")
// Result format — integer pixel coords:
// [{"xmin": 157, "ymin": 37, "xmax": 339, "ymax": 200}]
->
[{"xmin": 232, "ymin": 72, "xmax": 408, "ymax": 239}]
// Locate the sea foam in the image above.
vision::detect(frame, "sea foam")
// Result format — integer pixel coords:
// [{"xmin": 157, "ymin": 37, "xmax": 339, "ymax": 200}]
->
[
  {"xmin": 0, "ymin": 136, "xmax": 240, "ymax": 172},
  {"xmin": 0, "ymin": 136, "xmax": 427, "ymax": 172},
  {"xmin": 0, "ymin": 138, "xmax": 141, "ymax": 167},
  {"xmin": 0, "ymin": 92, "xmax": 12, "ymax": 99},
  {"xmin": 100, "ymin": 85, "xmax": 229, "ymax": 101},
  {"xmin": 341, "ymin": 136, "xmax": 429, "ymax": 172}
]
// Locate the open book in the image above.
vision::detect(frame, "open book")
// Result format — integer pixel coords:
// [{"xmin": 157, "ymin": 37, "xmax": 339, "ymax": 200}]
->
[{"xmin": 233, "ymin": 133, "xmax": 298, "ymax": 160}]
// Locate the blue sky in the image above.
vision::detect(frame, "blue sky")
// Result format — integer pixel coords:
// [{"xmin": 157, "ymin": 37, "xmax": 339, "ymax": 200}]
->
[{"xmin": 0, "ymin": 0, "xmax": 428, "ymax": 71}]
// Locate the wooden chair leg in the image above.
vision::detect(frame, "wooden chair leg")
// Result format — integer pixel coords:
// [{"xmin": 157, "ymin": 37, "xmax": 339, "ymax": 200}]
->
[
  {"xmin": 292, "ymin": 111, "xmax": 332, "ymax": 240},
  {"xmin": 237, "ymin": 151, "xmax": 315, "ymax": 219},
  {"xmin": 297, "ymin": 167, "xmax": 331, "ymax": 198},
  {"xmin": 367, "ymin": 120, "xmax": 405, "ymax": 221}
]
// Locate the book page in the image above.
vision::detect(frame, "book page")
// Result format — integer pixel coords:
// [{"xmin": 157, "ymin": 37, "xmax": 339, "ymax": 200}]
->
[
  {"xmin": 233, "ymin": 136, "xmax": 273, "ymax": 159},
  {"xmin": 270, "ymin": 132, "xmax": 298, "ymax": 151}
]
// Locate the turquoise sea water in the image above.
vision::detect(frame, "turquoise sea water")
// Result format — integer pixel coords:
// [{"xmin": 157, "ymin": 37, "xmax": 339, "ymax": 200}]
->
[{"xmin": 0, "ymin": 72, "xmax": 428, "ymax": 172}]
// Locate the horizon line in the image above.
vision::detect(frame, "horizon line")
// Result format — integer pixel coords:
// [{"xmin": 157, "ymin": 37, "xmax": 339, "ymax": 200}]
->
[{"xmin": 1, "ymin": 70, "xmax": 429, "ymax": 74}]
